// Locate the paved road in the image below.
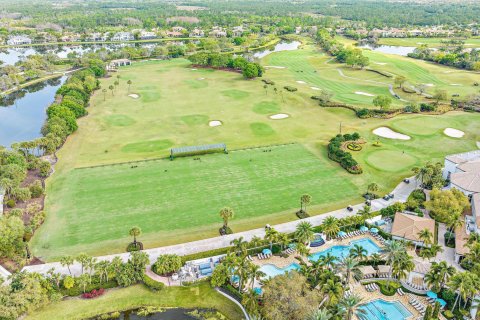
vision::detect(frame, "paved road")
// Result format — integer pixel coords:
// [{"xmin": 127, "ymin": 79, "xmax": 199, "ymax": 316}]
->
[{"xmin": 22, "ymin": 177, "xmax": 417, "ymax": 277}]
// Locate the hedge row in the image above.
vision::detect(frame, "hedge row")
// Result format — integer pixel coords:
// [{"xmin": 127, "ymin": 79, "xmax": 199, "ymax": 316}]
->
[{"xmin": 327, "ymin": 133, "xmax": 363, "ymax": 174}]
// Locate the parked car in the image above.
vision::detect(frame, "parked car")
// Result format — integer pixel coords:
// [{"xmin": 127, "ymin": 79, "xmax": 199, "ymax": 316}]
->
[
  {"xmin": 403, "ymin": 178, "xmax": 410, "ymax": 184},
  {"xmin": 347, "ymin": 205, "xmax": 353, "ymax": 212}
]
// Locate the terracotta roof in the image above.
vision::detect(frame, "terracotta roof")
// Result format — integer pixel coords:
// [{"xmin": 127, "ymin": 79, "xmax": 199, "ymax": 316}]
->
[
  {"xmin": 445, "ymin": 150, "xmax": 480, "ymax": 164},
  {"xmin": 391, "ymin": 212, "xmax": 435, "ymax": 242},
  {"xmin": 359, "ymin": 265, "xmax": 376, "ymax": 275},
  {"xmin": 457, "ymin": 160, "xmax": 480, "ymax": 173},
  {"xmin": 455, "ymin": 225, "xmax": 470, "ymax": 256},
  {"xmin": 450, "ymin": 172, "xmax": 480, "ymax": 193},
  {"xmin": 446, "ymin": 155, "xmax": 468, "ymax": 164}
]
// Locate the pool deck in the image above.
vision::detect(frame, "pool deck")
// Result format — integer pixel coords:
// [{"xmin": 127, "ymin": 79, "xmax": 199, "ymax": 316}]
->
[{"xmin": 252, "ymin": 233, "xmax": 384, "ymax": 268}]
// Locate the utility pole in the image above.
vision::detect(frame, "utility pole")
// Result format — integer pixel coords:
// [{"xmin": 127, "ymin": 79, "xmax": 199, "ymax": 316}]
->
[{"xmin": 339, "ymin": 122, "xmax": 342, "ymax": 135}]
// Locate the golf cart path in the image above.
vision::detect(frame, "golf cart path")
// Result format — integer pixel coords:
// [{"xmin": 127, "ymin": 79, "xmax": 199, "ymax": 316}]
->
[{"xmin": 22, "ymin": 177, "xmax": 417, "ymax": 277}]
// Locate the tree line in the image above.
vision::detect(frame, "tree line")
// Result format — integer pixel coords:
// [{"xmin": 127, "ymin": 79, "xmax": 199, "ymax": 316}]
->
[{"xmin": 188, "ymin": 52, "xmax": 264, "ymax": 79}]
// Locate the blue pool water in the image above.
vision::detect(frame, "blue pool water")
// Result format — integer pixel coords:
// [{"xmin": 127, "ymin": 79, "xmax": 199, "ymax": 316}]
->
[
  {"xmin": 357, "ymin": 299, "xmax": 412, "ymax": 320},
  {"xmin": 309, "ymin": 238, "xmax": 381, "ymax": 262},
  {"xmin": 260, "ymin": 263, "xmax": 300, "ymax": 278}
]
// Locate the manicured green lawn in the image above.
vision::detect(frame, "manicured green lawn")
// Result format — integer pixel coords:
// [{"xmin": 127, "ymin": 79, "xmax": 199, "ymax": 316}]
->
[
  {"xmin": 33, "ymin": 49, "xmax": 480, "ymax": 260},
  {"xmin": 378, "ymin": 37, "xmax": 480, "ymax": 48},
  {"xmin": 26, "ymin": 283, "xmax": 244, "ymax": 320}
]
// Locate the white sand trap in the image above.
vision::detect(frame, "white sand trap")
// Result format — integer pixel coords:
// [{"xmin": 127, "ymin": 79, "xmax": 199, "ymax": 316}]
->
[
  {"xmin": 444, "ymin": 128, "xmax": 464, "ymax": 138},
  {"xmin": 191, "ymin": 68, "xmax": 197, "ymax": 70},
  {"xmin": 355, "ymin": 91, "xmax": 375, "ymax": 97},
  {"xmin": 269, "ymin": 113, "xmax": 289, "ymax": 120},
  {"xmin": 374, "ymin": 62, "xmax": 387, "ymax": 65},
  {"xmin": 197, "ymin": 78, "xmax": 205, "ymax": 80},
  {"xmin": 265, "ymin": 66, "xmax": 286, "ymax": 69},
  {"xmin": 310, "ymin": 86, "xmax": 321, "ymax": 90},
  {"xmin": 296, "ymin": 80, "xmax": 306, "ymax": 84},
  {"xmin": 373, "ymin": 127, "xmax": 411, "ymax": 140},
  {"xmin": 209, "ymin": 120, "xmax": 222, "ymax": 127},
  {"xmin": 424, "ymin": 83, "xmax": 434, "ymax": 87},
  {"xmin": 450, "ymin": 84, "xmax": 461, "ymax": 86},
  {"xmin": 128, "ymin": 94, "xmax": 139, "ymax": 99}
]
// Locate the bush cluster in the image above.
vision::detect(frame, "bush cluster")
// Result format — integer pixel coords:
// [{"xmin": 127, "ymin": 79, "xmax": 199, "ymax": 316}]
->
[
  {"xmin": 283, "ymin": 86, "xmax": 297, "ymax": 92},
  {"xmin": 142, "ymin": 273, "xmax": 165, "ymax": 291},
  {"xmin": 82, "ymin": 288, "xmax": 105, "ymax": 299},
  {"xmin": 188, "ymin": 53, "xmax": 263, "ymax": 79},
  {"xmin": 327, "ymin": 133, "xmax": 362, "ymax": 174}
]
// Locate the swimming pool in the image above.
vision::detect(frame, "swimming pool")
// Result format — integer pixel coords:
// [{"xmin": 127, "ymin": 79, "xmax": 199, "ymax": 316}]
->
[
  {"xmin": 357, "ymin": 299, "xmax": 412, "ymax": 320},
  {"xmin": 260, "ymin": 263, "xmax": 300, "ymax": 278},
  {"xmin": 309, "ymin": 238, "xmax": 381, "ymax": 262}
]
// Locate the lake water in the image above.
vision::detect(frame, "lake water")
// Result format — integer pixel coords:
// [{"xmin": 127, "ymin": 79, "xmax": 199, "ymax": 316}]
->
[
  {"xmin": 359, "ymin": 44, "xmax": 416, "ymax": 56},
  {"xmin": 0, "ymin": 76, "xmax": 66, "ymax": 147},
  {"xmin": 251, "ymin": 40, "xmax": 301, "ymax": 59},
  {"xmin": 93, "ymin": 308, "xmax": 221, "ymax": 320}
]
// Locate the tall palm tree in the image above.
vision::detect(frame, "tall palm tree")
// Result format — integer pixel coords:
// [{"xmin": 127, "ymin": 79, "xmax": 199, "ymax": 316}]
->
[
  {"xmin": 448, "ymin": 272, "xmax": 479, "ymax": 310},
  {"xmin": 383, "ymin": 240, "xmax": 406, "ymax": 288},
  {"xmin": 60, "ymin": 256, "xmax": 74, "ymax": 275},
  {"xmin": 230, "ymin": 237, "xmax": 248, "ymax": 256},
  {"xmin": 248, "ymin": 236, "xmax": 264, "ymax": 249},
  {"xmin": 306, "ymin": 308, "xmax": 332, "ymax": 320},
  {"xmin": 357, "ymin": 205, "xmax": 371, "ymax": 216},
  {"xmin": 366, "ymin": 182, "xmax": 378, "ymax": 196},
  {"xmin": 340, "ymin": 294, "xmax": 366, "ymax": 320},
  {"xmin": 300, "ymin": 194, "xmax": 312, "ymax": 213},
  {"xmin": 265, "ymin": 227, "xmax": 279, "ymax": 250},
  {"xmin": 391, "ymin": 254, "xmax": 415, "ymax": 283},
  {"xmin": 418, "ymin": 228, "xmax": 433, "ymax": 248},
  {"xmin": 337, "ymin": 256, "xmax": 361, "ymax": 285},
  {"xmin": 321, "ymin": 216, "xmax": 340, "ymax": 240},
  {"xmin": 102, "ymin": 88, "xmax": 107, "ymax": 101},
  {"xmin": 295, "ymin": 221, "xmax": 315, "ymax": 244},
  {"xmin": 95, "ymin": 260, "xmax": 110, "ymax": 283},
  {"xmin": 425, "ymin": 261, "xmax": 455, "ymax": 292},
  {"xmin": 248, "ymin": 263, "xmax": 266, "ymax": 289},
  {"xmin": 349, "ymin": 244, "xmax": 367, "ymax": 261},
  {"xmin": 129, "ymin": 226, "xmax": 141, "ymax": 247},
  {"xmin": 276, "ymin": 232, "xmax": 289, "ymax": 250},
  {"xmin": 108, "ymin": 84, "xmax": 114, "ymax": 96},
  {"xmin": 242, "ymin": 289, "xmax": 260, "ymax": 316},
  {"xmin": 369, "ymin": 253, "xmax": 382, "ymax": 267},
  {"xmin": 219, "ymin": 207, "xmax": 234, "ymax": 231},
  {"xmin": 319, "ymin": 252, "xmax": 337, "ymax": 270},
  {"xmin": 296, "ymin": 242, "xmax": 311, "ymax": 258},
  {"xmin": 320, "ymin": 278, "xmax": 344, "ymax": 307},
  {"xmin": 127, "ymin": 79, "xmax": 132, "ymax": 94},
  {"xmin": 446, "ymin": 213, "xmax": 464, "ymax": 244}
]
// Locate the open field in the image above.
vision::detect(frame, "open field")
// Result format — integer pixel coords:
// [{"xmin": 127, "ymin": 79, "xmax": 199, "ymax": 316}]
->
[
  {"xmin": 378, "ymin": 37, "xmax": 480, "ymax": 48},
  {"xmin": 26, "ymin": 283, "xmax": 244, "ymax": 320},
  {"xmin": 32, "ymin": 46, "xmax": 480, "ymax": 259}
]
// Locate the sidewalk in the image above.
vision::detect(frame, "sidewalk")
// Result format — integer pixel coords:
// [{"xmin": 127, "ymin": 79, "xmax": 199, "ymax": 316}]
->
[{"xmin": 22, "ymin": 177, "xmax": 417, "ymax": 277}]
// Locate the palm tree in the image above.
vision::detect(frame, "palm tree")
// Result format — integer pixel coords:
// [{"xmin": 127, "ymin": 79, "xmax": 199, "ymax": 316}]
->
[
  {"xmin": 114, "ymin": 80, "xmax": 119, "ymax": 89},
  {"xmin": 296, "ymin": 242, "xmax": 311, "ymax": 257},
  {"xmin": 383, "ymin": 240, "xmax": 406, "ymax": 288},
  {"xmin": 321, "ymin": 216, "xmax": 340, "ymax": 240},
  {"xmin": 77, "ymin": 273, "xmax": 90, "ymax": 293},
  {"xmin": 230, "ymin": 237, "xmax": 248, "ymax": 256},
  {"xmin": 300, "ymin": 194, "xmax": 312, "ymax": 213},
  {"xmin": 108, "ymin": 84, "xmax": 115, "ymax": 96},
  {"xmin": 263, "ymin": 84, "xmax": 268, "ymax": 95},
  {"xmin": 425, "ymin": 261, "xmax": 455, "ymax": 292},
  {"xmin": 357, "ymin": 205, "xmax": 371, "ymax": 216},
  {"xmin": 127, "ymin": 79, "xmax": 132, "ymax": 93},
  {"xmin": 446, "ymin": 213, "xmax": 464, "ymax": 244},
  {"xmin": 306, "ymin": 308, "xmax": 332, "ymax": 320},
  {"xmin": 369, "ymin": 253, "xmax": 382, "ymax": 267},
  {"xmin": 129, "ymin": 226, "xmax": 141, "ymax": 247},
  {"xmin": 76, "ymin": 253, "xmax": 91, "ymax": 275},
  {"xmin": 349, "ymin": 244, "xmax": 367, "ymax": 261},
  {"xmin": 340, "ymin": 294, "xmax": 366, "ymax": 320},
  {"xmin": 320, "ymin": 278, "xmax": 344, "ymax": 307},
  {"xmin": 318, "ymin": 252, "xmax": 337, "ymax": 270},
  {"xmin": 366, "ymin": 182, "xmax": 378, "ymax": 196},
  {"xmin": 418, "ymin": 228, "xmax": 433, "ymax": 248},
  {"xmin": 426, "ymin": 243, "xmax": 443, "ymax": 261},
  {"xmin": 242, "ymin": 289, "xmax": 260, "ymax": 316},
  {"xmin": 60, "ymin": 256, "xmax": 74, "ymax": 275},
  {"xmin": 95, "ymin": 260, "xmax": 110, "ymax": 283},
  {"xmin": 248, "ymin": 263, "xmax": 266, "ymax": 289},
  {"xmin": 264, "ymin": 227, "xmax": 279, "ymax": 251},
  {"xmin": 219, "ymin": 207, "xmax": 234, "ymax": 231},
  {"xmin": 276, "ymin": 232, "xmax": 289, "ymax": 250},
  {"xmin": 391, "ymin": 254, "xmax": 414, "ymax": 283},
  {"xmin": 448, "ymin": 272, "xmax": 479, "ymax": 310},
  {"xmin": 337, "ymin": 256, "xmax": 361, "ymax": 285},
  {"xmin": 248, "ymin": 236, "xmax": 264, "ymax": 249},
  {"xmin": 295, "ymin": 221, "xmax": 315, "ymax": 244},
  {"xmin": 102, "ymin": 88, "xmax": 107, "ymax": 101}
]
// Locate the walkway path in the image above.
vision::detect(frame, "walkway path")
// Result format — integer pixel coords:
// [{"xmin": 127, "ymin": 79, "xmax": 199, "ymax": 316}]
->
[
  {"xmin": 433, "ymin": 223, "xmax": 463, "ymax": 271},
  {"xmin": 22, "ymin": 177, "xmax": 417, "ymax": 277},
  {"xmin": 215, "ymin": 288, "xmax": 250, "ymax": 320}
]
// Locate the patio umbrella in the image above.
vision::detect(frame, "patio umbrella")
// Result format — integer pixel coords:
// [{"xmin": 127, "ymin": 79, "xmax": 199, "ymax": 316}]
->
[
  {"xmin": 427, "ymin": 291, "xmax": 438, "ymax": 299},
  {"xmin": 360, "ymin": 226, "xmax": 368, "ymax": 232},
  {"xmin": 262, "ymin": 248, "xmax": 272, "ymax": 255},
  {"xmin": 370, "ymin": 228, "xmax": 379, "ymax": 233},
  {"xmin": 231, "ymin": 275, "xmax": 240, "ymax": 283},
  {"xmin": 338, "ymin": 231, "xmax": 347, "ymax": 237},
  {"xmin": 253, "ymin": 287, "xmax": 263, "ymax": 295}
]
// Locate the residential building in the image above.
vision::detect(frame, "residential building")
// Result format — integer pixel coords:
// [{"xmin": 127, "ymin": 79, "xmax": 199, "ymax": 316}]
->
[
  {"xmin": 189, "ymin": 28, "xmax": 205, "ymax": 38},
  {"xmin": 139, "ymin": 31, "xmax": 157, "ymax": 40},
  {"xmin": 107, "ymin": 59, "xmax": 132, "ymax": 70},
  {"xmin": 232, "ymin": 26, "xmax": 244, "ymax": 37},
  {"xmin": 390, "ymin": 212, "xmax": 435, "ymax": 247},
  {"xmin": 112, "ymin": 32, "xmax": 134, "ymax": 41},
  {"xmin": 87, "ymin": 32, "xmax": 109, "ymax": 42},
  {"xmin": 210, "ymin": 26, "xmax": 227, "ymax": 38},
  {"xmin": 172, "ymin": 26, "xmax": 186, "ymax": 33},
  {"xmin": 7, "ymin": 35, "xmax": 32, "ymax": 45},
  {"xmin": 443, "ymin": 150, "xmax": 480, "ymax": 195}
]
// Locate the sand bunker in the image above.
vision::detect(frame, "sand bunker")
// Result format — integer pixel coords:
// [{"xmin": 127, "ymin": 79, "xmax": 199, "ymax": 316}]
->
[
  {"xmin": 374, "ymin": 62, "xmax": 387, "ymax": 65},
  {"xmin": 209, "ymin": 120, "xmax": 222, "ymax": 127},
  {"xmin": 444, "ymin": 128, "xmax": 464, "ymax": 138},
  {"xmin": 128, "ymin": 94, "xmax": 139, "ymax": 99},
  {"xmin": 424, "ymin": 83, "xmax": 434, "ymax": 87},
  {"xmin": 450, "ymin": 84, "xmax": 461, "ymax": 86},
  {"xmin": 296, "ymin": 81, "xmax": 306, "ymax": 84},
  {"xmin": 191, "ymin": 68, "xmax": 197, "ymax": 71},
  {"xmin": 355, "ymin": 91, "xmax": 375, "ymax": 97},
  {"xmin": 373, "ymin": 127, "xmax": 411, "ymax": 140},
  {"xmin": 310, "ymin": 87, "xmax": 321, "ymax": 90},
  {"xmin": 265, "ymin": 66, "xmax": 286, "ymax": 69},
  {"xmin": 198, "ymin": 78, "xmax": 205, "ymax": 80},
  {"xmin": 269, "ymin": 113, "xmax": 289, "ymax": 120}
]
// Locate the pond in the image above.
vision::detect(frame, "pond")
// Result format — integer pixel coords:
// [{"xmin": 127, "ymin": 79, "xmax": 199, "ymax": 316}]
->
[
  {"xmin": 92, "ymin": 308, "xmax": 226, "ymax": 320},
  {"xmin": 358, "ymin": 44, "xmax": 416, "ymax": 56},
  {"xmin": 250, "ymin": 40, "xmax": 301, "ymax": 59},
  {"xmin": 0, "ymin": 76, "xmax": 66, "ymax": 148}
]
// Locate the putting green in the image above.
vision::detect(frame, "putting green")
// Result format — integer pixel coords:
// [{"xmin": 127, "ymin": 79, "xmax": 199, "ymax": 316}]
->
[
  {"xmin": 391, "ymin": 117, "xmax": 451, "ymax": 136},
  {"xmin": 104, "ymin": 114, "xmax": 136, "ymax": 127},
  {"xmin": 221, "ymin": 89, "xmax": 250, "ymax": 99},
  {"xmin": 250, "ymin": 122, "xmax": 276, "ymax": 136},
  {"xmin": 121, "ymin": 139, "xmax": 174, "ymax": 153},
  {"xmin": 253, "ymin": 101, "xmax": 281, "ymax": 114},
  {"xmin": 181, "ymin": 114, "xmax": 209, "ymax": 126},
  {"xmin": 365, "ymin": 150, "xmax": 418, "ymax": 172}
]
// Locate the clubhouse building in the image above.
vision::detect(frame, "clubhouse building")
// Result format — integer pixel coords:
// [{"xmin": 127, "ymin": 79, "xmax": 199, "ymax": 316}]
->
[
  {"xmin": 390, "ymin": 212, "xmax": 435, "ymax": 247},
  {"xmin": 442, "ymin": 150, "xmax": 480, "ymax": 263}
]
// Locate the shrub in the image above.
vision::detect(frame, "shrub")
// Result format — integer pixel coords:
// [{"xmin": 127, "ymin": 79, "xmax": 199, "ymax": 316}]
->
[
  {"xmin": 142, "ymin": 273, "xmax": 165, "ymax": 291},
  {"xmin": 82, "ymin": 288, "xmax": 105, "ymax": 299},
  {"xmin": 8, "ymin": 208, "xmax": 23, "ymax": 217},
  {"xmin": 284, "ymin": 86, "xmax": 297, "ymax": 92},
  {"xmin": 404, "ymin": 104, "xmax": 420, "ymax": 113},
  {"xmin": 327, "ymin": 134, "xmax": 363, "ymax": 174},
  {"xmin": 38, "ymin": 161, "xmax": 51, "ymax": 177},
  {"xmin": 420, "ymin": 103, "xmax": 436, "ymax": 112},
  {"xmin": 376, "ymin": 281, "xmax": 400, "ymax": 296},
  {"xmin": 443, "ymin": 310, "xmax": 454, "ymax": 319},
  {"xmin": 262, "ymin": 79, "xmax": 275, "ymax": 85},
  {"xmin": 29, "ymin": 180, "xmax": 44, "ymax": 198},
  {"xmin": 296, "ymin": 210, "xmax": 310, "ymax": 219},
  {"xmin": 152, "ymin": 254, "xmax": 182, "ymax": 276},
  {"xmin": 6, "ymin": 199, "xmax": 16, "ymax": 208},
  {"xmin": 63, "ymin": 276, "xmax": 75, "ymax": 289},
  {"xmin": 346, "ymin": 143, "xmax": 362, "ymax": 151},
  {"xmin": 61, "ymin": 278, "xmax": 117, "ymax": 297}
]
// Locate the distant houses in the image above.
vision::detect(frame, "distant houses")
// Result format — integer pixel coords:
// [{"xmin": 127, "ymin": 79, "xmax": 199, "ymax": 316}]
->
[
  {"xmin": 7, "ymin": 35, "xmax": 32, "ymax": 45},
  {"xmin": 107, "ymin": 59, "xmax": 132, "ymax": 71},
  {"xmin": 112, "ymin": 32, "xmax": 134, "ymax": 42}
]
